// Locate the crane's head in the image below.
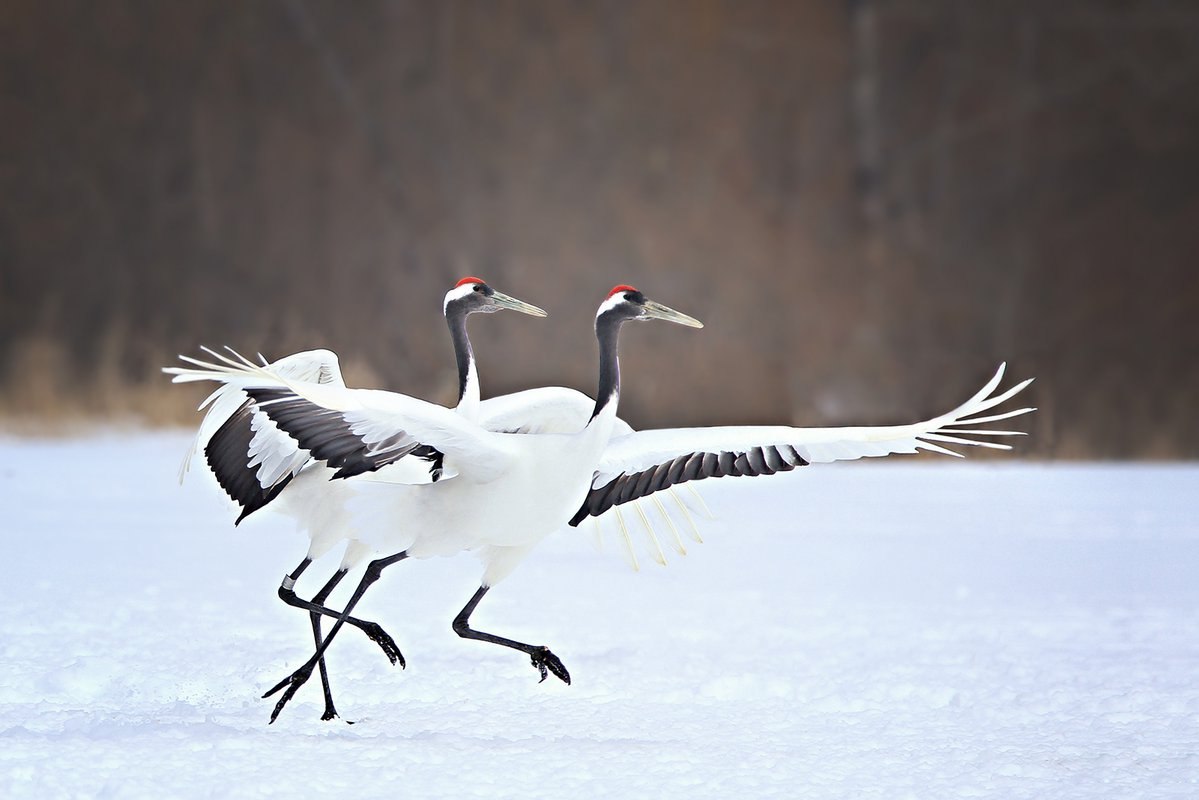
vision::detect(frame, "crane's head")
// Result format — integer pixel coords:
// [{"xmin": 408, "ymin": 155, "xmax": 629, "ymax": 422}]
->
[
  {"xmin": 596, "ymin": 284, "xmax": 704, "ymax": 329},
  {"xmin": 444, "ymin": 277, "xmax": 547, "ymax": 319}
]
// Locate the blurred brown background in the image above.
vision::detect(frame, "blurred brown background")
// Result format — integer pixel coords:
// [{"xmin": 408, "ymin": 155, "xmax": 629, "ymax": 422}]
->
[{"xmin": 2, "ymin": 1, "xmax": 1196, "ymax": 457}]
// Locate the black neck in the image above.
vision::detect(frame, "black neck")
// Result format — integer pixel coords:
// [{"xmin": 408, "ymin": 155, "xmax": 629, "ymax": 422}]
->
[
  {"xmin": 590, "ymin": 313, "xmax": 623, "ymax": 421},
  {"xmin": 447, "ymin": 309, "xmax": 474, "ymax": 405}
]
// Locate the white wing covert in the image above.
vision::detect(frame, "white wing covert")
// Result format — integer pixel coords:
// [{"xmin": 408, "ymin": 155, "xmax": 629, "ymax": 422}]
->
[
  {"xmin": 477, "ymin": 386, "xmax": 635, "ymax": 436},
  {"xmin": 478, "ymin": 387, "xmax": 594, "ymax": 433}
]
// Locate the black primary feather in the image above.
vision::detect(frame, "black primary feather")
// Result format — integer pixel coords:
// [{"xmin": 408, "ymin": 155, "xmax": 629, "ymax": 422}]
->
[
  {"xmin": 245, "ymin": 388, "xmax": 442, "ymax": 480},
  {"xmin": 569, "ymin": 444, "xmax": 809, "ymax": 526},
  {"xmin": 205, "ymin": 400, "xmax": 296, "ymax": 524}
]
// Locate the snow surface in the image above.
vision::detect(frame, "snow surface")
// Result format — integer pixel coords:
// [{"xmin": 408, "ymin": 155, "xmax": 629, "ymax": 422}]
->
[{"xmin": 1, "ymin": 431, "xmax": 1196, "ymax": 799}]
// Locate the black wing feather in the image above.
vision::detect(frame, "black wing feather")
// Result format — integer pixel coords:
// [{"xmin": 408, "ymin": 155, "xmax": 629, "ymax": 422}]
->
[
  {"xmin": 204, "ymin": 400, "xmax": 297, "ymax": 524},
  {"xmin": 568, "ymin": 444, "xmax": 809, "ymax": 527},
  {"xmin": 245, "ymin": 388, "xmax": 441, "ymax": 480}
]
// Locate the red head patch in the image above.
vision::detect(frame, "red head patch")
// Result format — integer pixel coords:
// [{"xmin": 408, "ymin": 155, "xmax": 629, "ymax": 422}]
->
[
  {"xmin": 607, "ymin": 284, "xmax": 638, "ymax": 298},
  {"xmin": 455, "ymin": 276, "xmax": 485, "ymax": 288}
]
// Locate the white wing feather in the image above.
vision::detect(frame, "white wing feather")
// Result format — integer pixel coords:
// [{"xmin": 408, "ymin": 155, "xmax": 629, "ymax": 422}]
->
[
  {"xmin": 592, "ymin": 364, "xmax": 1034, "ymax": 491},
  {"xmin": 478, "ymin": 386, "xmax": 635, "ymax": 436},
  {"xmin": 168, "ymin": 348, "xmax": 516, "ymax": 483},
  {"xmin": 175, "ymin": 348, "xmax": 344, "ymax": 484}
]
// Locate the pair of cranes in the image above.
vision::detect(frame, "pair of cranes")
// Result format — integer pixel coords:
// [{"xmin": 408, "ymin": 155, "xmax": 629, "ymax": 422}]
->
[{"xmin": 167, "ymin": 279, "xmax": 1034, "ymax": 723}]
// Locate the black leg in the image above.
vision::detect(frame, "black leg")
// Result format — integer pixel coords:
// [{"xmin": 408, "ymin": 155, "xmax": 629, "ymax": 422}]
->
[
  {"xmin": 452, "ymin": 586, "xmax": 571, "ymax": 685},
  {"xmin": 276, "ymin": 558, "xmax": 340, "ymax": 721},
  {"xmin": 263, "ymin": 551, "xmax": 410, "ymax": 724},
  {"xmin": 307, "ymin": 568, "xmax": 346, "ymax": 721},
  {"xmin": 277, "ymin": 563, "xmax": 405, "ymax": 667}
]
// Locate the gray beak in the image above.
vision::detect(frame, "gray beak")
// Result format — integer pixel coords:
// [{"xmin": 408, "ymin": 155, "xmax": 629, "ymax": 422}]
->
[
  {"xmin": 490, "ymin": 291, "xmax": 548, "ymax": 317},
  {"xmin": 642, "ymin": 299, "xmax": 704, "ymax": 328}
]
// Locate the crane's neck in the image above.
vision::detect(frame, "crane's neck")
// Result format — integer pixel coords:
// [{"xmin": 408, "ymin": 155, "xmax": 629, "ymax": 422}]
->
[
  {"xmin": 447, "ymin": 311, "xmax": 480, "ymax": 419},
  {"xmin": 590, "ymin": 314, "xmax": 623, "ymax": 425}
]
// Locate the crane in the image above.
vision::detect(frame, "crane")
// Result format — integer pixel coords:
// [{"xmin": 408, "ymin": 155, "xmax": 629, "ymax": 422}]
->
[
  {"xmin": 172, "ymin": 285, "xmax": 1033, "ymax": 723},
  {"xmin": 170, "ymin": 280, "xmax": 708, "ymax": 721},
  {"xmin": 173, "ymin": 278, "xmax": 545, "ymax": 720}
]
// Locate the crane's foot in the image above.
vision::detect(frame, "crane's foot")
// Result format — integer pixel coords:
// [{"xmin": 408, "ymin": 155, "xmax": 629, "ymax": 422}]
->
[
  {"xmin": 320, "ymin": 705, "xmax": 340, "ymax": 722},
  {"xmin": 530, "ymin": 646, "xmax": 570, "ymax": 685},
  {"xmin": 263, "ymin": 660, "xmax": 317, "ymax": 724},
  {"xmin": 359, "ymin": 621, "xmax": 406, "ymax": 668},
  {"xmin": 278, "ymin": 582, "xmax": 403, "ymax": 665}
]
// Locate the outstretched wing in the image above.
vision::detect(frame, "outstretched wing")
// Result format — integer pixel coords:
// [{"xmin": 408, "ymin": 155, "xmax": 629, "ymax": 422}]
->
[
  {"xmin": 571, "ymin": 364, "xmax": 1034, "ymax": 526},
  {"xmin": 167, "ymin": 348, "xmax": 515, "ymax": 484}
]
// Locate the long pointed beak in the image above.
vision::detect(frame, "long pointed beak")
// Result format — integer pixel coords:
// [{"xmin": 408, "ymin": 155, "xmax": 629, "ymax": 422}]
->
[
  {"xmin": 490, "ymin": 291, "xmax": 548, "ymax": 317},
  {"xmin": 643, "ymin": 299, "xmax": 704, "ymax": 328}
]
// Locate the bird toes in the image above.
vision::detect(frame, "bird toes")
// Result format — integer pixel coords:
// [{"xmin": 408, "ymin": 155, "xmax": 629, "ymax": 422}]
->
[
  {"xmin": 262, "ymin": 673, "xmax": 291, "ymax": 699},
  {"xmin": 263, "ymin": 662, "xmax": 317, "ymax": 723},
  {"xmin": 361, "ymin": 621, "xmax": 406, "ymax": 668},
  {"xmin": 530, "ymin": 646, "xmax": 571, "ymax": 685},
  {"xmin": 268, "ymin": 684, "xmax": 301, "ymax": 724}
]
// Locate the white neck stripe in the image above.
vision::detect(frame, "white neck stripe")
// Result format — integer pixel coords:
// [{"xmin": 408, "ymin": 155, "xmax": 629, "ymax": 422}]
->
[
  {"xmin": 444, "ymin": 283, "xmax": 480, "ymax": 315},
  {"xmin": 595, "ymin": 293, "xmax": 630, "ymax": 319}
]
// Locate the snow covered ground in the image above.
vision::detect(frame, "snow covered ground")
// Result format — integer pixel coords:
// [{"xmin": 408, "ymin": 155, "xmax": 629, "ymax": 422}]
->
[{"xmin": 1, "ymin": 431, "xmax": 1196, "ymax": 798}]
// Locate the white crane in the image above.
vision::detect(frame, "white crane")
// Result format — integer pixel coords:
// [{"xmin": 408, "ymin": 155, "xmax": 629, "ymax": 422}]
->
[
  {"xmin": 174, "ymin": 278, "xmax": 545, "ymax": 720},
  {"xmin": 171, "ymin": 279, "xmax": 707, "ymax": 721},
  {"xmin": 171, "ymin": 285, "xmax": 1034, "ymax": 723}
]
